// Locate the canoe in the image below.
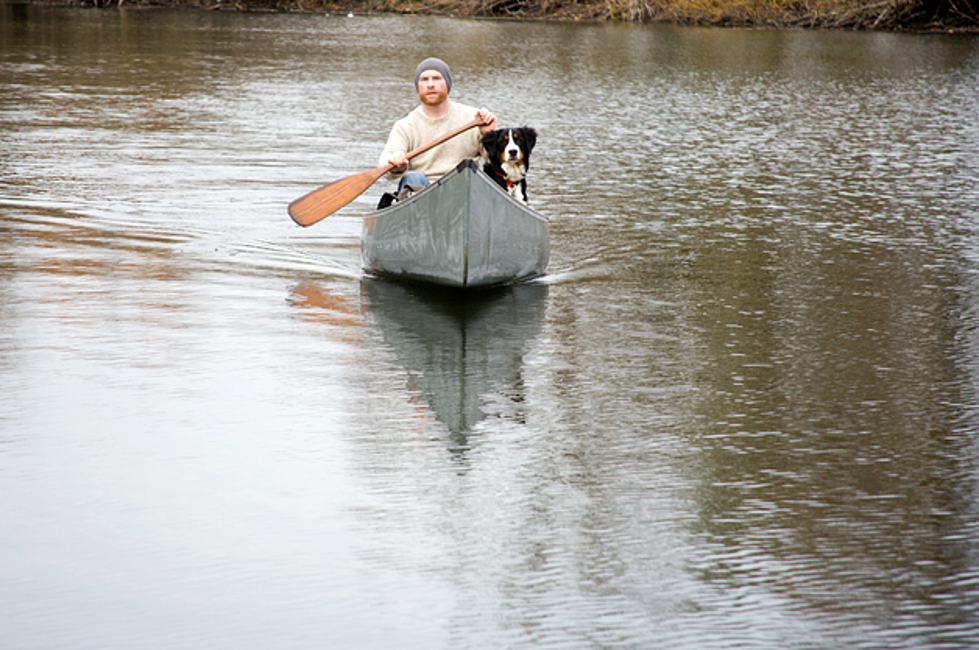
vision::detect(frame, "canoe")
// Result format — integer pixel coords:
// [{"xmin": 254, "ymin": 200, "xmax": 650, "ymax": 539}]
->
[{"xmin": 361, "ymin": 159, "xmax": 549, "ymax": 288}]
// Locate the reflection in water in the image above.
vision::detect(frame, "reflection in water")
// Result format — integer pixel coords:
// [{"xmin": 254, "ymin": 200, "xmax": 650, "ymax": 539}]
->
[
  {"xmin": 288, "ymin": 281, "xmax": 365, "ymax": 346},
  {"xmin": 361, "ymin": 279, "xmax": 548, "ymax": 452},
  {"xmin": 679, "ymin": 217, "xmax": 979, "ymax": 641}
]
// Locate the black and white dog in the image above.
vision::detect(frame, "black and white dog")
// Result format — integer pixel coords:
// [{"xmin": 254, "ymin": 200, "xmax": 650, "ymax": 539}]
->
[{"xmin": 480, "ymin": 127, "xmax": 537, "ymax": 204}]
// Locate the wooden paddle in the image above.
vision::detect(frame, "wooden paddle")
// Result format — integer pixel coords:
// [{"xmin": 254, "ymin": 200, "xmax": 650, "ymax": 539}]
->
[{"xmin": 288, "ymin": 117, "xmax": 484, "ymax": 227}]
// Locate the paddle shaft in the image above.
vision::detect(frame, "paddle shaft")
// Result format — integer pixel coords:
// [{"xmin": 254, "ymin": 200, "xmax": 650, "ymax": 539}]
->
[{"xmin": 288, "ymin": 117, "xmax": 484, "ymax": 227}]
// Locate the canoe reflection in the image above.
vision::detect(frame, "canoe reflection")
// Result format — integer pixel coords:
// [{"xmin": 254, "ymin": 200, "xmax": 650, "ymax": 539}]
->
[{"xmin": 362, "ymin": 279, "xmax": 548, "ymax": 449}]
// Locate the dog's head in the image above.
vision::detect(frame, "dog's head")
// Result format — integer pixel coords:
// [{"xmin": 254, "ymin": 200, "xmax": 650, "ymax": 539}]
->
[{"xmin": 481, "ymin": 127, "xmax": 537, "ymax": 167}]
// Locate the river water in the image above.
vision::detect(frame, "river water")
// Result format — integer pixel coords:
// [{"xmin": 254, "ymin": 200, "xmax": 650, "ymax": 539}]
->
[{"xmin": 3, "ymin": 5, "xmax": 979, "ymax": 648}]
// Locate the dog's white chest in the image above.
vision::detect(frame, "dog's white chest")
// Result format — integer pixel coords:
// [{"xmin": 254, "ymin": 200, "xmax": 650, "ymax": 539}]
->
[{"xmin": 501, "ymin": 160, "xmax": 526, "ymax": 182}]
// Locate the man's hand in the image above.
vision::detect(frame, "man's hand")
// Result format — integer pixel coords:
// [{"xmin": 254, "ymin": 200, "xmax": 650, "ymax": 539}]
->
[
  {"xmin": 386, "ymin": 153, "xmax": 409, "ymax": 173},
  {"xmin": 476, "ymin": 107, "xmax": 497, "ymax": 134}
]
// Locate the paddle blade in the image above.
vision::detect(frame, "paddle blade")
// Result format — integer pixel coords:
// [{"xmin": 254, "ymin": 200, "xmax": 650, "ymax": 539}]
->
[{"xmin": 289, "ymin": 166, "xmax": 388, "ymax": 227}]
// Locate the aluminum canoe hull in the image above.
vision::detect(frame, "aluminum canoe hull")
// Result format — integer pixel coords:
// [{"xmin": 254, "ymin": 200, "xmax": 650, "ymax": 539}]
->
[{"xmin": 361, "ymin": 159, "xmax": 549, "ymax": 288}]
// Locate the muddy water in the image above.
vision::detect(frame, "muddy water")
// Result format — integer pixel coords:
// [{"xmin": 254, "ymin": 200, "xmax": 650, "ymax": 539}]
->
[{"xmin": 3, "ymin": 6, "xmax": 979, "ymax": 648}]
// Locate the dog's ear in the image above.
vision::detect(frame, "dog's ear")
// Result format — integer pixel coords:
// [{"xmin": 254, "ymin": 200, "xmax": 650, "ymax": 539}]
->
[
  {"xmin": 480, "ymin": 130, "xmax": 499, "ymax": 158},
  {"xmin": 521, "ymin": 127, "xmax": 537, "ymax": 154}
]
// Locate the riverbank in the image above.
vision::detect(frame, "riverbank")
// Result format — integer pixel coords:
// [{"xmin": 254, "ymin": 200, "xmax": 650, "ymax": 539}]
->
[{"xmin": 34, "ymin": 0, "xmax": 979, "ymax": 32}]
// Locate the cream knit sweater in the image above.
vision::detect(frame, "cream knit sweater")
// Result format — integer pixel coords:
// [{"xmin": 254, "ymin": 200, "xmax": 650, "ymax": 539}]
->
[{"xmin": 379, "ymin": 101, "xmax": 482, "ymax": 182}]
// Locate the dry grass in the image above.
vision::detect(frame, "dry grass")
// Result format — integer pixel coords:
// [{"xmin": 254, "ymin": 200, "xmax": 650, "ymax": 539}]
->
[
  {"xmin": 594, "ymin": 0, "xmax": 976, "ymax": 29},
  {"xmin": 66, "ymin": 0, "xmax": 979, "ymax": 31},
  {"xmin": 364, "ymin": 0, "xmax": 978, "ymax": 29}
]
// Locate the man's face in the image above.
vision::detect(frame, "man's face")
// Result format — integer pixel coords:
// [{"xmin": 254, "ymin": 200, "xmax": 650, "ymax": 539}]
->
[{"xmin": 417, "ymin": 70, "xmax": 448, "ymax": 106}]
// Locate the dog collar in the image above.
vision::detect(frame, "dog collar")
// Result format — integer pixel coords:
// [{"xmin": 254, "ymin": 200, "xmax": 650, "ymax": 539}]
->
[{"xmin": 491, "ymin": 168, "xmax": 514, "ymax": 188}]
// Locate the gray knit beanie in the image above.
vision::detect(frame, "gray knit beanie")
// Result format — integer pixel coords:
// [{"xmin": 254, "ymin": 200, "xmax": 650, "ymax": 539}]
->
[{"xmin": 414, "ymin": 58, "xmax": 452, "ymax": 92}]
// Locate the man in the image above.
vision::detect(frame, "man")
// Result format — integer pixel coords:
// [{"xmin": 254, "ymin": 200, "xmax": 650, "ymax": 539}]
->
[{"xmin": 380, "ymin": 58, "xmax": 496, "ymax": 195}]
